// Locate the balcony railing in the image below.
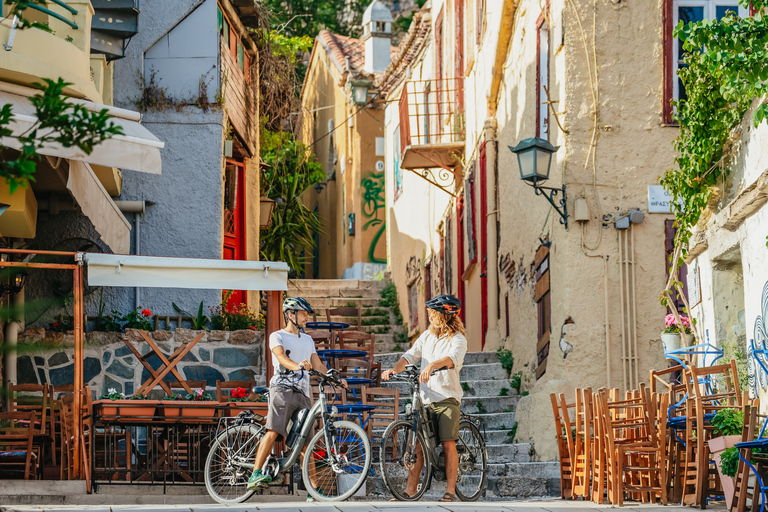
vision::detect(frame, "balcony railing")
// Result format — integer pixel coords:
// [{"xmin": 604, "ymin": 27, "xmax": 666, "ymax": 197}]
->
[{"xmin": 398, "ymin": 78, "xmax": 465, "ymax": 195}]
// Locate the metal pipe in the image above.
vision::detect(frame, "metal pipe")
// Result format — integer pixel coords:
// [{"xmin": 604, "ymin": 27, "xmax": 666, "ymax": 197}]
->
[
  {"xmin": 114, "ymin": 201, "xmax": 146, "ymax": 214},
  {"xmin": 630, "ymin": 225, "xmax": 640, "ymax": 388},
  {"xmin": 134, "ymin": 212, "xmax": 141, "ymax": 308},
  {"xmin": 25, "ymin": 4, "xmax": 78, "ymax": 29},
  {"xmin": 617, "ymin": 229, "xmax": 627, "ymax": 391},
  {"xmin": 0, "ymin": 248, "xmax": 78, "ymax": 257},
  {"xmin": 3, "ymin": 321, "xmax": 20, "ymax": 410}
]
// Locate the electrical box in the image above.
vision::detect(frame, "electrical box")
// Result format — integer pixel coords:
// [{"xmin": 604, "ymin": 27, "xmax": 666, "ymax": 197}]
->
[{"xmin": 574, "ymin": 197, "xmax": 590, "ymax": 222}]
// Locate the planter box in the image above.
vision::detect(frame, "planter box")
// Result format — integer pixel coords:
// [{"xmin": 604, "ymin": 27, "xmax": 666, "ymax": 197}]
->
[
  {"xmin": 94, "ymin": 399, "xmax": 158, "ymax": 422},
  {"xmin": 708, "ymin": 434, "xmax": 741, "ymax": 509},
  {"xmin": 157, "ymin": 401, "xmax": 218, "ymax": 420},
  {"xmin": 222, "ymin": 401, "xmax": 268, "ymax": 419}
]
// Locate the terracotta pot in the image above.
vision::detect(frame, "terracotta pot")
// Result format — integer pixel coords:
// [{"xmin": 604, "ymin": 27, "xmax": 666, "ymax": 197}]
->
[{"xmin": 708, "ymin": 434, "xmax": 741, "ymax": 509}]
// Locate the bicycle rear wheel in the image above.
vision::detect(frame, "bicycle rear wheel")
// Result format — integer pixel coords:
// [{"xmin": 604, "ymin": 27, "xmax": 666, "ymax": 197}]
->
[
  {"xmin": 302, "ymin": 420, "xmax": 372, "ymax": 501},
  {"xmin": 454, "ymin": 419, "xmax": 488, "ymax": 501},
  {"xmin": 379, "ymin": 419, "xmax": 431, "ymax": 501},
  {"xmin": 204, "ymin": 423, "xmax": 262, "ymax": 504}
]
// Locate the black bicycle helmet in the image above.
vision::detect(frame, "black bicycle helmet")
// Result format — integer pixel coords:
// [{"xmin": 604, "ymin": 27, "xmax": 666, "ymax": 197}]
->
[
  {"xmin": 425, "ymin": 294, "xmax": 462, "ymax": 316},
  {"xmin": 283, "ymin": 297, "xmax": 314, "ymax": 314}
]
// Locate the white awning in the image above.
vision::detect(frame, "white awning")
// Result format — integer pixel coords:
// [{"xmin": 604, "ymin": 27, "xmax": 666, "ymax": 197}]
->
[
  {"xmin": 0, "ymin": 82, "xmax": 163, "ymax": 174},
  {"xmin": 85, "ymin": 254, "xmax": 289, "ymax": 291},
  {"xmin": 68, "ymin": 162, "xmax": 131, "ymax": 254}
]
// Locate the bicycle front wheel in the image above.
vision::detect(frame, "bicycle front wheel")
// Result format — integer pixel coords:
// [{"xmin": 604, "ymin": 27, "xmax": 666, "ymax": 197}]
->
[
  {"xmin": 204, "ymin": 423, "xmax": 262, "ymax": 504},
  {"xmin": 379, "ymin": 419, "xmax": 431, "ymax": 501},
  {"xmin": 454, "ymin": 419, "xmax": 488, "ymax": 501},
  {"xmin": 302, "ymin": 420, "xmax": 372, "ymax": 501}
]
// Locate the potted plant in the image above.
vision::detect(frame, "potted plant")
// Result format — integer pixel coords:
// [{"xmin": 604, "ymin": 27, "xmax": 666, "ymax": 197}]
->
[
  {"xmin": 661, "ymin": 314, "xmax": 694, "ymax": 352},
  {"xmin": 709, "ymin": 408, "xmax": 744, "ymax": 508},
  {"xmin": 221, "ymin": 387, "xmax": 268, "ymax": 417},
  {"xmin": 96, "ymin": 389, "xmax": 157, "ymax": 421}
]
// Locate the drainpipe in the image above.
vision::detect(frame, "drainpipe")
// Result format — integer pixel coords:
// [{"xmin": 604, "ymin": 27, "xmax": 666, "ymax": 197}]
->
[
  {"xmin": 4, "ymin": 286, "xmax": 23, "ymax": 410},
  {"xmin": 484, "ymin": 118, "xmax": 499, "ymax": 336},
  {"xmin": 114, "ymin": 201, "xmax": 147, "ymax": 308}
]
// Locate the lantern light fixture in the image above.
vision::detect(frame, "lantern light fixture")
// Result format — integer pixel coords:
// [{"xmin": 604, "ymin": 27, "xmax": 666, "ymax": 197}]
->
[
  {"xmin": 508, "ymin": 137, "xmax": 568, "ymax": 229},
  {"xmin": 350, "ymin": 79, "xmax": 372, "ymax": 106},
  {"xmin": 259, "ymin": 197, "xmax": 276, "ymax": 230}
]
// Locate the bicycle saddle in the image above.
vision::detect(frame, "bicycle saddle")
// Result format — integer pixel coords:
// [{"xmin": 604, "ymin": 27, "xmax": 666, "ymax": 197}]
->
[{"xmin": 252, "ymin": 386, "xmax": 269, "ymax": 395}]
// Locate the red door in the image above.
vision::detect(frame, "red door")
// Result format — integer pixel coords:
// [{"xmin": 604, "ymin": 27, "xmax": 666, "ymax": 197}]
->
[
  {"xmin": 223, "ymin": 159, "xmax": 247, "ymax": 306},
  {"xmin": 456, "ymin": 197, "xmax": 466, "ymax": 324}
]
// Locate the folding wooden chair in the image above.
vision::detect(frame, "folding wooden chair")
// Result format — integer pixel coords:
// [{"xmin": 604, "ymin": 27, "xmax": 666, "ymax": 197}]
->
[
  {"xmin": 326, "ymin": 307, "xmax": 362, "ymax": 330},
  {"xmin": 0, "ymin": 411, "xmax": 38, "ymax": 479},
  {"xmin": 216, "ymin": 379, "xmax": 255, "ymax": 402},
  {"xmin": 730, "ymin": 399, "xmax": 761, "ymax": 512},
  {"xmin": 305, "ymin": 330, "xmax": 335, "ymax": 350},
  {"xmin": 166, "ymin": 380, "xmax": 207, "ymax": 397},
  {"xmin": 573, "ymin": 388, "xmax": 593, "ymax": 499},
  {"xmin": 551, "ymin": 392, "xmax": 576, "ymax": 499},
  {"xmin": 337, "ymin": 331, "xmax": 376, "ymax": 361}
]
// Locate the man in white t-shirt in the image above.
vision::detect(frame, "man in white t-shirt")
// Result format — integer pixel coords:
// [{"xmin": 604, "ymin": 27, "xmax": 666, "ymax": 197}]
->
[
  {"xmin": 382, "ymin": 294, "xmax": 468, "ymax": 502},
  {"xmin": 248, "ymin": 297, "xmax": 342, "ymax": 490}
]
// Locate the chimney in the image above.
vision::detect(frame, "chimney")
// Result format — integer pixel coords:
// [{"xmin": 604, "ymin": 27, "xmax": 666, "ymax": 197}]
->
[{"xmin": 362, "ymin": 0, "xmax": 394, "ymax": 73}]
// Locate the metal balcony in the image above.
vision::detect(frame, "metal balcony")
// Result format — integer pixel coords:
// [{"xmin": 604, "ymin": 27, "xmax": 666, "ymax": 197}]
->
[
  {"xmin": 90, "ymin": 0, "xmax": 139, "ymax": 60},
  {"xmin": 398, "ymin": 78, "xmax": 465, "ymax": 196}
]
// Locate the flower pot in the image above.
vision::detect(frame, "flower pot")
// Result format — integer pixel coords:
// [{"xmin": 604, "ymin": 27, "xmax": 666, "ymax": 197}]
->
[
  {"xmin": 708, "ymin": 435, "xmax": 741, "ymax": 509},
  {"xmin": 170, "ymin": 401, "xmax": 218, "ymax": 420},
  {"xmin": 661, "ymin": 333, "xmax": 683, "ymax": 353}
]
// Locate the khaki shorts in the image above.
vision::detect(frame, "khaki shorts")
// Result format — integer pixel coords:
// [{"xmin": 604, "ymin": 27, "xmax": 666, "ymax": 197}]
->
[
  {"xmin": 265, "ymin": 387, "xmax": 312, "ymax": 439},
  {"xmin": 428, "ymin": 398, "xmax": 461, "ymax": 442}
]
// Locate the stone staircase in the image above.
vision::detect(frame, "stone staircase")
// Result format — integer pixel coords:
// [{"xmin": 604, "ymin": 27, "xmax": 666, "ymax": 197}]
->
[
  {"xmin": 370, "ymin": 351, "xmax": 560, "ymax": 500},
  {"xmin": 287, "ymin": 279, "xmax": 407, "ymax": 354}
]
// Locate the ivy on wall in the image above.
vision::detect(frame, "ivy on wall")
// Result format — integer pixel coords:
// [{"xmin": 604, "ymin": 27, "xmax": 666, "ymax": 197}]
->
[{"xmin": 660, "ymin": 0, "xmax": 768, "ymax": 314}]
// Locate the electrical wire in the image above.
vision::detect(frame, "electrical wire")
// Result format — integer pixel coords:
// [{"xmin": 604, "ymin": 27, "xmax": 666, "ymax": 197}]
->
[{"xmin": 308, "ymin": 96, "xmax": 376, "ymax": 148}]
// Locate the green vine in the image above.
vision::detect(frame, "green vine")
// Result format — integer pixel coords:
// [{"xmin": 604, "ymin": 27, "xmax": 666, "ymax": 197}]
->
[{"xmin": 660, "ymin": 1, "xmax": 768, "ymax": 311}]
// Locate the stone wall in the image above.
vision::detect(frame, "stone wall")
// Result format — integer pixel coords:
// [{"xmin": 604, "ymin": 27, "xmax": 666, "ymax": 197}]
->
[{"xmin": 15, "ymin": 328, "xmax": 266, "ymax": 398}]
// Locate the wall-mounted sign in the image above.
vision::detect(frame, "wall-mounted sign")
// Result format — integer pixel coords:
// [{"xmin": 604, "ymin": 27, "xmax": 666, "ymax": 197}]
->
[
  {"xmin": 688, "ymin": 265, "xmax": 702, "ymax": 309},
  {"xmin": 376, "ymin": 161, "xmax": 385, "ymax": 172},
  {"xmin": 648, "ymin": 185, "xmax": 677, "ymax": 213}
]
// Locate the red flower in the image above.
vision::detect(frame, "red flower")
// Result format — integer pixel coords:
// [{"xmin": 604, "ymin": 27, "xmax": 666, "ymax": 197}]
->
[
  {"xmin": 313, "ymin": 449, "xmax": 326, "ymax": 460},
  {"xmin": 231, "ymin": 387, "xmax": 248, "ymax": 399},
  {"xmin": 52, "ymin": 322, "xmax": 59, "ymax": 328},
  {"xmin": 141, "ymin": 309, "xmax": 152, "ymax": 317},
  {"xmin": 249, "ymin": 326, "xmax": 256, "ymax": 330}
]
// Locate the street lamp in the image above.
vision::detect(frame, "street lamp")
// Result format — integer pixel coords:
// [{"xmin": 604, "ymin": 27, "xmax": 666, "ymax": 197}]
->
[
  {"xmin": 508, "ymin": 137, "xmax": 568, "ymax": 229},
  {"xmin": 350, "ymin": 79, "xmax": 372, "ymax": 106},
  {"xmin": 259, "ymin": 197, "xmax": 276, "ymax": 229},
  {"xmin": 1, "ymin": 272, "xmax": 26, "ymax": 297}
]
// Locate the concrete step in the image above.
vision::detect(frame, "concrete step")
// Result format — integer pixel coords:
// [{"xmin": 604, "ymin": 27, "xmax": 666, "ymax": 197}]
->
[
  {"xmin": 381, "ymin": 378, "xmax": 514, "ymax": 397},
  {"xmin": 304, "ymin": 297, "xmax": 384, "ymax": 308},
  {"xmin": 372, "ymin": 389, "xmax": 519, "ymax": 415},
  {"xmin": 364, "ymin": 461, "xmax": 560, "ymax": 499},
  {"xmin": 460, "ymin": 363, "xmax": 508, "ymax": 381},
  {"xmin": 487, "ymin": 443, "xmax": 533, "ymax": 463},
  {"xmin": 288, "ymin": 279, "xmax": 387, "ymax": 291},
  {"xmin": 374, "ymin": 351, "xmax": 503, "ymax": 368},
  {"xmin": 484, "ymin": 428, "xmax": 519, "ymax": 445}
]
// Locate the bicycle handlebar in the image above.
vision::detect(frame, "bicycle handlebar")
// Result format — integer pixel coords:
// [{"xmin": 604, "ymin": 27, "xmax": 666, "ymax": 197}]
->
[
  {"xmin": 308, "ymin": 368, "xmax": 346, "ymax": 387},
  {"xmin": 389, "ymin": 364, "xmax": 449, "ymax": 381}
]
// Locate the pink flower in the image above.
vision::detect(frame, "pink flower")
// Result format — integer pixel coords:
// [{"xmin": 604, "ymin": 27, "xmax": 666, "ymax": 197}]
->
[{"xmin": 665, "ymin": 314, "xmax": 677, "ymax": 327}]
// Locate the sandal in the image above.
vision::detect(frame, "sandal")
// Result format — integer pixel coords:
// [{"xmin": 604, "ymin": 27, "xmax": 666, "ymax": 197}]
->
[
  {"xmin": 390, "ymin": 492, "xmax": 413, "ymax": 501},
  {"xmin": 439, "ymin": 492, "xmax": 457, "ymax": 502}
]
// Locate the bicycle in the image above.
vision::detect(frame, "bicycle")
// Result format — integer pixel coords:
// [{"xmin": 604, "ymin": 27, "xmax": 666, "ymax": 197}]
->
[
  {"xmin": 204, "ymin": 368, "xmax": 372, "ymax": 503},
  {"xmin": 379, "ymin": 364, "xmax": 488, "ymax": 501}
]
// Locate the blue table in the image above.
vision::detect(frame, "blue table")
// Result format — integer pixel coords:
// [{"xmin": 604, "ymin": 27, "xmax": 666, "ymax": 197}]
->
[
  {"xmin": 316, "ymin": 349, "xmax": 367, "ymax": 365},
  {"xmin": 305, "ymin": 322, "xmax": 350, "ymax": 331},
  {"xmin": 344, "ymin": 377, "xmax": 374, "ymax": 399}
]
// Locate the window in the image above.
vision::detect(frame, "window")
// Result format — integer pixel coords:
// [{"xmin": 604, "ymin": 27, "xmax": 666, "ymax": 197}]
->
[
  {"xmin": 237, "ymin": 42, "xmax": 244, "ymax": 71},
  {"xmin": 464, "ymin": 169, "xmax": 477, "ymax": 264},
  {"xmin": 327, "ymin": 119, "xmax": 337, "ymax": 177},
  {"xmin": 664, "ymin": 1, "xmax": 747, "ymax": 122},
  {"xmin": 536, "ymin": 10, "xmax": 550, "ymax": 139},
  {"xmin": 444, "ymin": 216, "xmax": 452, "ymax": 294}
]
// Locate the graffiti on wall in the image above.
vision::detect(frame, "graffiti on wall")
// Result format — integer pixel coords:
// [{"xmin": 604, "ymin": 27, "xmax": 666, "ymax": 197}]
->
[
  {"xmin": 361, "ymin": 170, "xmax": 386, "ymax": 264},
  {"xmin": 749, "ymin": 281, "xmax": 768, "ymax": 397}
]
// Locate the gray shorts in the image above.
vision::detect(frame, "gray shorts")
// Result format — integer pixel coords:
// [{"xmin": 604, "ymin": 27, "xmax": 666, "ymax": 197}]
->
[{"xmin": 265, "ymin": 387, "xmax": 312, "ymax": 439}]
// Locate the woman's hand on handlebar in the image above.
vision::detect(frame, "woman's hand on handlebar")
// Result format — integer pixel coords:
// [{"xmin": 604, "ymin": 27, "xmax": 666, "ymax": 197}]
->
[
  {"xmin": 420, "ymin": 363, "xmax": 448, "ymax": 383},
  {"xmin": 381, "ymin": 369, "xmax": 397, "ymax": 381}
]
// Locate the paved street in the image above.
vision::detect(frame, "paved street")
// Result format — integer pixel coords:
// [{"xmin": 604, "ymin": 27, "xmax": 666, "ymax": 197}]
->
[{"xmin": 0, "ymin": 501, "xmax": 711, "ymax": 512}]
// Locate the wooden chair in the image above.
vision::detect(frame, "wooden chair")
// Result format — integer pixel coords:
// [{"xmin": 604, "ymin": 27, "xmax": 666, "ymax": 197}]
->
[
  {"xmin": 165, "ymin": 380, "xmax": 207, "ymax": 397},
  {"xmin": 9, "ymin": 383, "xmax": 49, "ymax": 435},
  {"xmin": 0, "ymin": 411, "xmax": 38, "ymax": 479},
  {"xmin": 306, "ymin": 330, "xmax": 336, "ymax": 351},
  {"xmin": 597, "ymin": 387, "xmax": 668, "ymax": 506},
  {"xmin": 730, "ymin": 400, "xmax": 761, "ymax": 512},
  {"xmin": 551, "ymin": 392, "xmax": 576, "ymax": 499},
  {"xmin": 326, "ymin": 307, "xmax": 362, "ymax": 330},
  {"xmin": 362, "ymin": 387, "xmax": 399, "ymax": 446},
  {"xmin": 216, "ymin": 379, "xmax": 255, "ymax": 402},
  {"xmin": 682, "ymin": 361, "xmax": 742, "ymax": 506},
  {"xmin": 337, "ymin": 331, "xmax": 376, "ymax": 361},
  {"xmin": 650, "ymin": 365, "xmax": 689, "ymax": 502},
  {"xmin": 573, "ymin": 388, "xmax": 593, "ymax": 499}
]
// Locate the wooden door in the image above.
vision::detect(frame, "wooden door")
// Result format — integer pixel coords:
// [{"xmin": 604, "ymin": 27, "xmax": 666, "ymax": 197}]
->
[
  {"xmin": 479, "ymin": 143, "xmax": 488, "ymax": 348},
  {"xmin": 223, "ymin": 159, "xmax": 246, "ymax": 306}
]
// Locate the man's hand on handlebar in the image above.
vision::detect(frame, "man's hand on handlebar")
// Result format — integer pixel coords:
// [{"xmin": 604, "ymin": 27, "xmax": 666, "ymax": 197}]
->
[
  {"xmin": 298, "ymin": 359, "xmax": 312, "ymax": 371},
  {"xmin": 381, "ymin": 369, "xmax": 397, "ymax": 381}
]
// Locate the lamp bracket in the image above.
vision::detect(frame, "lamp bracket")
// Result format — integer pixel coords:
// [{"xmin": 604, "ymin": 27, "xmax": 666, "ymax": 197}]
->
[{"xmin": 534, "ymin": 184, "xmax": 569, "ymax": 229}]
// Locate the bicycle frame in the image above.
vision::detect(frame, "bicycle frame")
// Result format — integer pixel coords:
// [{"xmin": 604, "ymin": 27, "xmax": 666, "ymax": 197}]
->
[{"xmin": 398, "ymin": 368, "xmax": 444, "ymax": 473}]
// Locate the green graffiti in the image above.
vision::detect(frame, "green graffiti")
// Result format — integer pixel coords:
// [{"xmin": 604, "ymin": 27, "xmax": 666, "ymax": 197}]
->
[{"xmin": 361, "ymin": 171, "xmax": 386, "ymax": 264}]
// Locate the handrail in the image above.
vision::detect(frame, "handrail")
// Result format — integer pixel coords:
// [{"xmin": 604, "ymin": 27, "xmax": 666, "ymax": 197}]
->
[{"xmin": 27, "ymin": 3, "xmax": 78, "ymax": 30}]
